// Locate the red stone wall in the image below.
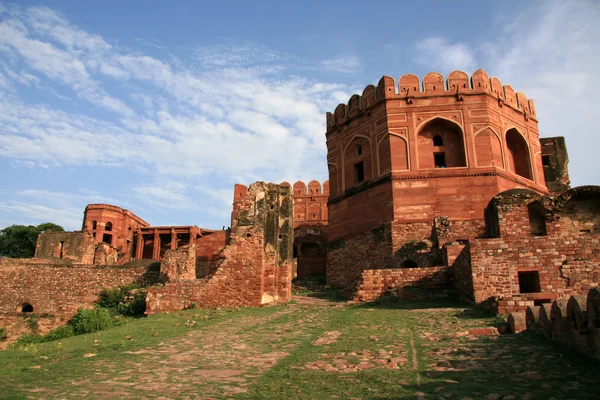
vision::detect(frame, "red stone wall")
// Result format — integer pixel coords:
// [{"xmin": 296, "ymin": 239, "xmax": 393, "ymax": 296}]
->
[
  {"xmin": 195, "ymin": 230, "xmax": 229, "ymax": 277},
  {"xmin": 146, "ymin": 182, "xmax": 293, "ymax": 312},
  {"xmin": 354, "ymin": 266, "xmax": 453, "ymax": 302},
  {"xmin": 0, "ymin": 258, "xmax": 159, "ymax": 316}
]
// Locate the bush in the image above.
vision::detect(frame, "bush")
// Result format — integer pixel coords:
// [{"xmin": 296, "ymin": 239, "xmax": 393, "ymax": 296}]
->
[
  {"xmin": 41, "ymin": 325, "xmax": 75, "ymax": 342},
  {"xmin": 97, "ymin": 285, "xmax": 147, "ymax": 316},
  {"xmin": 0, "ymin": 327, "xmax": 7, "ymax": 341},
  {"xmin": 69, "ymin": 308, "xmax": 113, "ymax": 335},
  {"xmin": 14, "ymin": 333, "xmax": 43, "ymax": 346}
]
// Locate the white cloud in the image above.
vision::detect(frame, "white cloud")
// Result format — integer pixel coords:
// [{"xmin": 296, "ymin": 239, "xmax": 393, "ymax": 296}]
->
[
  {"xmin": 414, "ymin": 36, "xmax": 476, "ymax": 72},
  {"xmin": 318, "ymin": 55, "xmax": 362, "ymax": 74}
]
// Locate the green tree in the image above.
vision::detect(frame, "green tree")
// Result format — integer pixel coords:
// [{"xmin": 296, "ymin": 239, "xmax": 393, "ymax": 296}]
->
[{"xmin": 0, "ymin": 222, "xmax": 65, "ymax": 258}]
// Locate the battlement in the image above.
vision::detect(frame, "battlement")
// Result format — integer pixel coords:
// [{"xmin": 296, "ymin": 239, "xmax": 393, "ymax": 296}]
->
[
  {"xmin": 235, "ymin": 181, "xmax": 330, "ymax": 198},
  {"xmin": 326, "ymin": 69, "xmax": 536, "ymax": 130}
]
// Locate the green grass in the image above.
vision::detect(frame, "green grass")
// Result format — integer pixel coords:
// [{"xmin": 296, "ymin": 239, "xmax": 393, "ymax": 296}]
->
[{"xmin": 0, "ymin": 301, "xmax": 598, "ymax": 399}]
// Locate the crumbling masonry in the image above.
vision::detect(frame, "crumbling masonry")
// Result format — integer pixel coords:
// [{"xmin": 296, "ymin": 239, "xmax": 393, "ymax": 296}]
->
[{"xmin": 0, "ymin": 69, "xmax": 598, "ymax": 335}]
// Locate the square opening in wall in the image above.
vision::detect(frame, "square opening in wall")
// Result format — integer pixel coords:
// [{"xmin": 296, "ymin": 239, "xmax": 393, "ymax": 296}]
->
[
  {"xmin": 434, "ymin": 152, "xmax": 446, "ymax": 168},
  {"xmin": 542, "ymin": 155, "xmax": 551, "ymax": 166},
  {"xmin": 518, "ymin": 271, "xmax": 541, "ymax": 293}
]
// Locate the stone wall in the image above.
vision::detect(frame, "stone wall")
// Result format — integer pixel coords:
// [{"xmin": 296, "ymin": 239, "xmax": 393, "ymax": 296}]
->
[
  {"xmin": 0, "ymin": 257, "xmax": 159, "ymax": 316},
  {"xmin": 195, "ymin": 230, "xmax": 228, "ymax": 277},
  {"xmin": 509, "ymin": 288, "xmax": 600, "ymax": 360},
  {"xmin": 146, "ymin": 182, "xmax": 293, "ymax": 312},
  {"xmin": 353, "ymin": 266, "xmax": 453, "ymax": 302},
  {"xmin": 35, "ymin": 231, "xmax": 96, "ymax": 264},
  {"xmin": 456, "ymin": 186, "xmax": 600, "ymax": 314}
]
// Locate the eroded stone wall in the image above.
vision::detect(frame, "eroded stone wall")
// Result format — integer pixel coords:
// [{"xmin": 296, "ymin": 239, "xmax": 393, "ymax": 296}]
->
[
  {"xmin": 35, "ymin": 231, "xmax": 95, "ymax": 264},
  {"xmin": 0, "ymin": 258, "xmax": 159, "ymax": 316},
  {"xmin": 146, "ymin": 182, "xmax": 293, "ymax": 312},
  {"xmin": 354, "ymin": 266, "xmax": 453, "ymax": 302}
]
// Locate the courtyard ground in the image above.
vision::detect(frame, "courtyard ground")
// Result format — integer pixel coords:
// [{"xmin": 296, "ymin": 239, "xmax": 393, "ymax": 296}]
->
[{"xmin": 0, "ymin": 290, "xmax": 598, "ymax": 399}]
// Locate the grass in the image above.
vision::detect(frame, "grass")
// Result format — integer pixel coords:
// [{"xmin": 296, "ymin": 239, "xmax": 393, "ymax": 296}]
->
[
  {"xmin": 292, "ymin": 274, "xmax": 345, "ymax": 301},
  {"xmin": 0, "ymin": 299, "xmax": 598, "ymax": 399}
]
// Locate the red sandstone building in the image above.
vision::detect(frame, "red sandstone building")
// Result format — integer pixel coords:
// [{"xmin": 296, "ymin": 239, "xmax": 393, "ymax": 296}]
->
[{"xmin": 2, "ymin": 69, "xmax": 598, "ymax": 321}]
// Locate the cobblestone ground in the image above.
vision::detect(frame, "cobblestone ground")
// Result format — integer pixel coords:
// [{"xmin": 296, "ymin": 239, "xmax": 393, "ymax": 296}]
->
[{"xmin": 1, "ymin": 298, "xmax": 599, "ymax": 399}]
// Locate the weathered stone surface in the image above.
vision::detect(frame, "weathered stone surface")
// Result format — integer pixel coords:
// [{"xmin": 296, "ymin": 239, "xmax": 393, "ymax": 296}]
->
[
  {"xmin": 145, "ymin": 182, "xmax": 293, "ymax": 312},
  {"xmin": 160, "ymin": 245, "xmax": 196, "ymax": 283}
]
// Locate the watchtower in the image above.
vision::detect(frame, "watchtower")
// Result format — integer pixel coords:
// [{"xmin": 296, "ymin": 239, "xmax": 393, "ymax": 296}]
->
[{"xmin": 325, "ymin": 69, "xmax": 553, "ymax": 288}]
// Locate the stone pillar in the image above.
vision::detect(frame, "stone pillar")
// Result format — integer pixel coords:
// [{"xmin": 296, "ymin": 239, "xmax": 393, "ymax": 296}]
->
[
  {"xmin": 152, "ymin": 230, "xmax": 160, "ymax": 260},
  {"xmin": 170, "ymin": 229, "xmax": 177, "ymax": 250},
  {"xmin": 135, "ymin": 232, "xmax": 143, "ymax": 259}
]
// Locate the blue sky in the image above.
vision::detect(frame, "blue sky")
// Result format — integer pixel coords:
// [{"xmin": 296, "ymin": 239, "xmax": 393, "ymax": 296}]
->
[{"xmin": 0, "ymin": 0, "xmax": 598, "ymax": 230}]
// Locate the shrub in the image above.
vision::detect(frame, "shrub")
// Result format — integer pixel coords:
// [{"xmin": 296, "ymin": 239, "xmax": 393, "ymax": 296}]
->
[
  {"xmin": 41, "ymin": 325, "xmax": 75, "ymax": 342},
  {"xmin": 69, "ymin": 308, "xmax": 113, "ymax": 335},
  {"xmin": 0, "ymin": 327, "xmax": 7, "ymax": 341},
  {"xmin": 97, "ymin": 285, "xmax": 146, "ymax": 316},
  {"xmin": 14, "ymin": 333, "xmax": 43, "ymax": 346}
]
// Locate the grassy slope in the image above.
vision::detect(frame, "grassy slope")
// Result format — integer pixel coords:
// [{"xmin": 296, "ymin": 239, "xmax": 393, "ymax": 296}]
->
[{"xmin": 1, "ymin": 301, "xmax": 598, "ymax": 399}]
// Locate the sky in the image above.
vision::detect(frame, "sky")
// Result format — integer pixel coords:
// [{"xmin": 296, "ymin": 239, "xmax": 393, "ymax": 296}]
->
[{"xmin": 0, "ymin": 0, "xmax": 598, "ymax": 231}]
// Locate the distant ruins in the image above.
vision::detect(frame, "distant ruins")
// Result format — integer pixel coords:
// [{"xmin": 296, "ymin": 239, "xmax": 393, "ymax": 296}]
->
[{"xmin": 0, "ymin": 70, "xmax": 598, "ymax": 345}]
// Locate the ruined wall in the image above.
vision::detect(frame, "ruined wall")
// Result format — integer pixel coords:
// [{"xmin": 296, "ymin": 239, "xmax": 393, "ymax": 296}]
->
[
  {"xmin": 540, "ymin": 137, "xmax": 570, "ymax": 194},
  {"xmin": 511, "ymin": 288, "xmax": 600, "ymax": 359},
  {"xmin": 458, "ymin": 186, "xmax": 600, "ymax": 314},
  {"xmin": 0, "ymin": 258, "xmax": 159, "ymax": 316},
  {"xmin": 160, "ymin": 245, "xmax": 197, "ymax": 282},
  {"xmin": 35, "ymin": 231, "xmax": 95, "ymax": 264},
  {"xmin": 354, "ymin": 266, "xmax": 453, "ymax": 302},
  {"xmin": 195, "ymin": 230, "xmax": 229, "ymax": 277},
  {"xmin": 146, "ymin": 182, "xmax": 293, "ymax": 312}
]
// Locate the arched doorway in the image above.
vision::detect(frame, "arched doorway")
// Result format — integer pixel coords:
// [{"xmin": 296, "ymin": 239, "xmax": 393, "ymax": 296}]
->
[{"xmin": 20, "ymin": 303, "xmax": 33, "ymax": 312}]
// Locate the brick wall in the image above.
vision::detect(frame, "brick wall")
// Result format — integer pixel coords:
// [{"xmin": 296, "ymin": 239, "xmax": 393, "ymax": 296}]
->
[
  {"xmin": 146, "ymin": 182, "xmax": 293, "ymax": 312},
  {"xmin": 0, "ymin": 258, "xmax": 159, "ymax": 316},
  {"xmin": 354, "ymin": 266, "xmax": 453, "ymax": 302}
]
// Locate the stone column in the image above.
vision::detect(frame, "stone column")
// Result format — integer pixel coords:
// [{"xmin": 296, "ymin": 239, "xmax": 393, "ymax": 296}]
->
[
  {"xmin": 170, "ymin": 229, "xmax": 177, "ymax": 250},
  {"xmin": 152, "ymin": 230, "xmax": 160, "ymax": 260},
  {"xmin": 135, "ymin": 232, "xmax": 144, "ymax": 259}
]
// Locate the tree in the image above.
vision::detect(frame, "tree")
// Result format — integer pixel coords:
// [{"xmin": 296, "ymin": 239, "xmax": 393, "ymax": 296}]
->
[{"xmin": 0, "ymin": 222, "xmax": 65, "ymax": 258}]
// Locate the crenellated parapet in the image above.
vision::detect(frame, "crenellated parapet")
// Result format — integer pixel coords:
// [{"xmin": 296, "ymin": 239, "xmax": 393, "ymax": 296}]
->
[
  {"xmin": 508, "ymin": 288, "xmax": 600, "ymax": 359},
  {"xmin": 280, "ymin": 180, "xmax": 330, "ymax": 197},
  {"xmin": 326, "ymin": 69, "xmax": 536, "ymax": 130}
]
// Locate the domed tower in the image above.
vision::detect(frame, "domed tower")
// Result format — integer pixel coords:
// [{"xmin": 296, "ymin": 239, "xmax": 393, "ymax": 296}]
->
[{"xmin": 325, "ymin": 70, "xmax": 555, "ymax": 289}]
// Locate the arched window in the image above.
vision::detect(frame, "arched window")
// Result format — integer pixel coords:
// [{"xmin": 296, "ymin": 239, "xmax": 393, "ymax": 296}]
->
[
  {"xmin": 506, "ymin": 129, "xmax": 532, "ymax": 180},
  {"xmin": 20, "ymin": 303, "xmax": 33, "ymax": 312},
  {"xmin": 400, "ymin": 259, "xmax": 418, "ymax": 268},
  {"xmin": 105, "ymin": 221, "xmax": 113, "ymax": 231},
  {"xmin": 417, "ymin": 118, "xmax": 466, "ymax": 169},
  {"xmin": 355, "ymin": 144, "xmax": 363, "ymax": 156}
]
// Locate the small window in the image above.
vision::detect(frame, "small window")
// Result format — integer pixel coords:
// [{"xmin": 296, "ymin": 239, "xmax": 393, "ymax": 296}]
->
[
  {"xmin": 434, "ymin": 153, "xmax": 446, "ymax": 168},
  {"xmin": 102, "ymin": 233, "xmax": 113, "ymax": 245},
  {"xmin": 92, "ymin": 220, "xmax": 97, "ymax": 230},
  {"xmin": 105, "ymin": 221, "xmax": 113, "ymax": 231},
  {"xmin": 355, "ymin": 144, "xmax": 363, "ymax": 156},
  {"xmin": 542, "ymin": 155, "xmax": 551, "ymax": 166},
  {"xmin": 433, "ymin": 135, "xmax": 444, "ymax": 146},
  {"xmin": 354, "ymin": 161, "xmax": 365, "ymax": 183},
  {"xmin": 518, "ymin": 271, "xmax": 541, "ymax": 293}
]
